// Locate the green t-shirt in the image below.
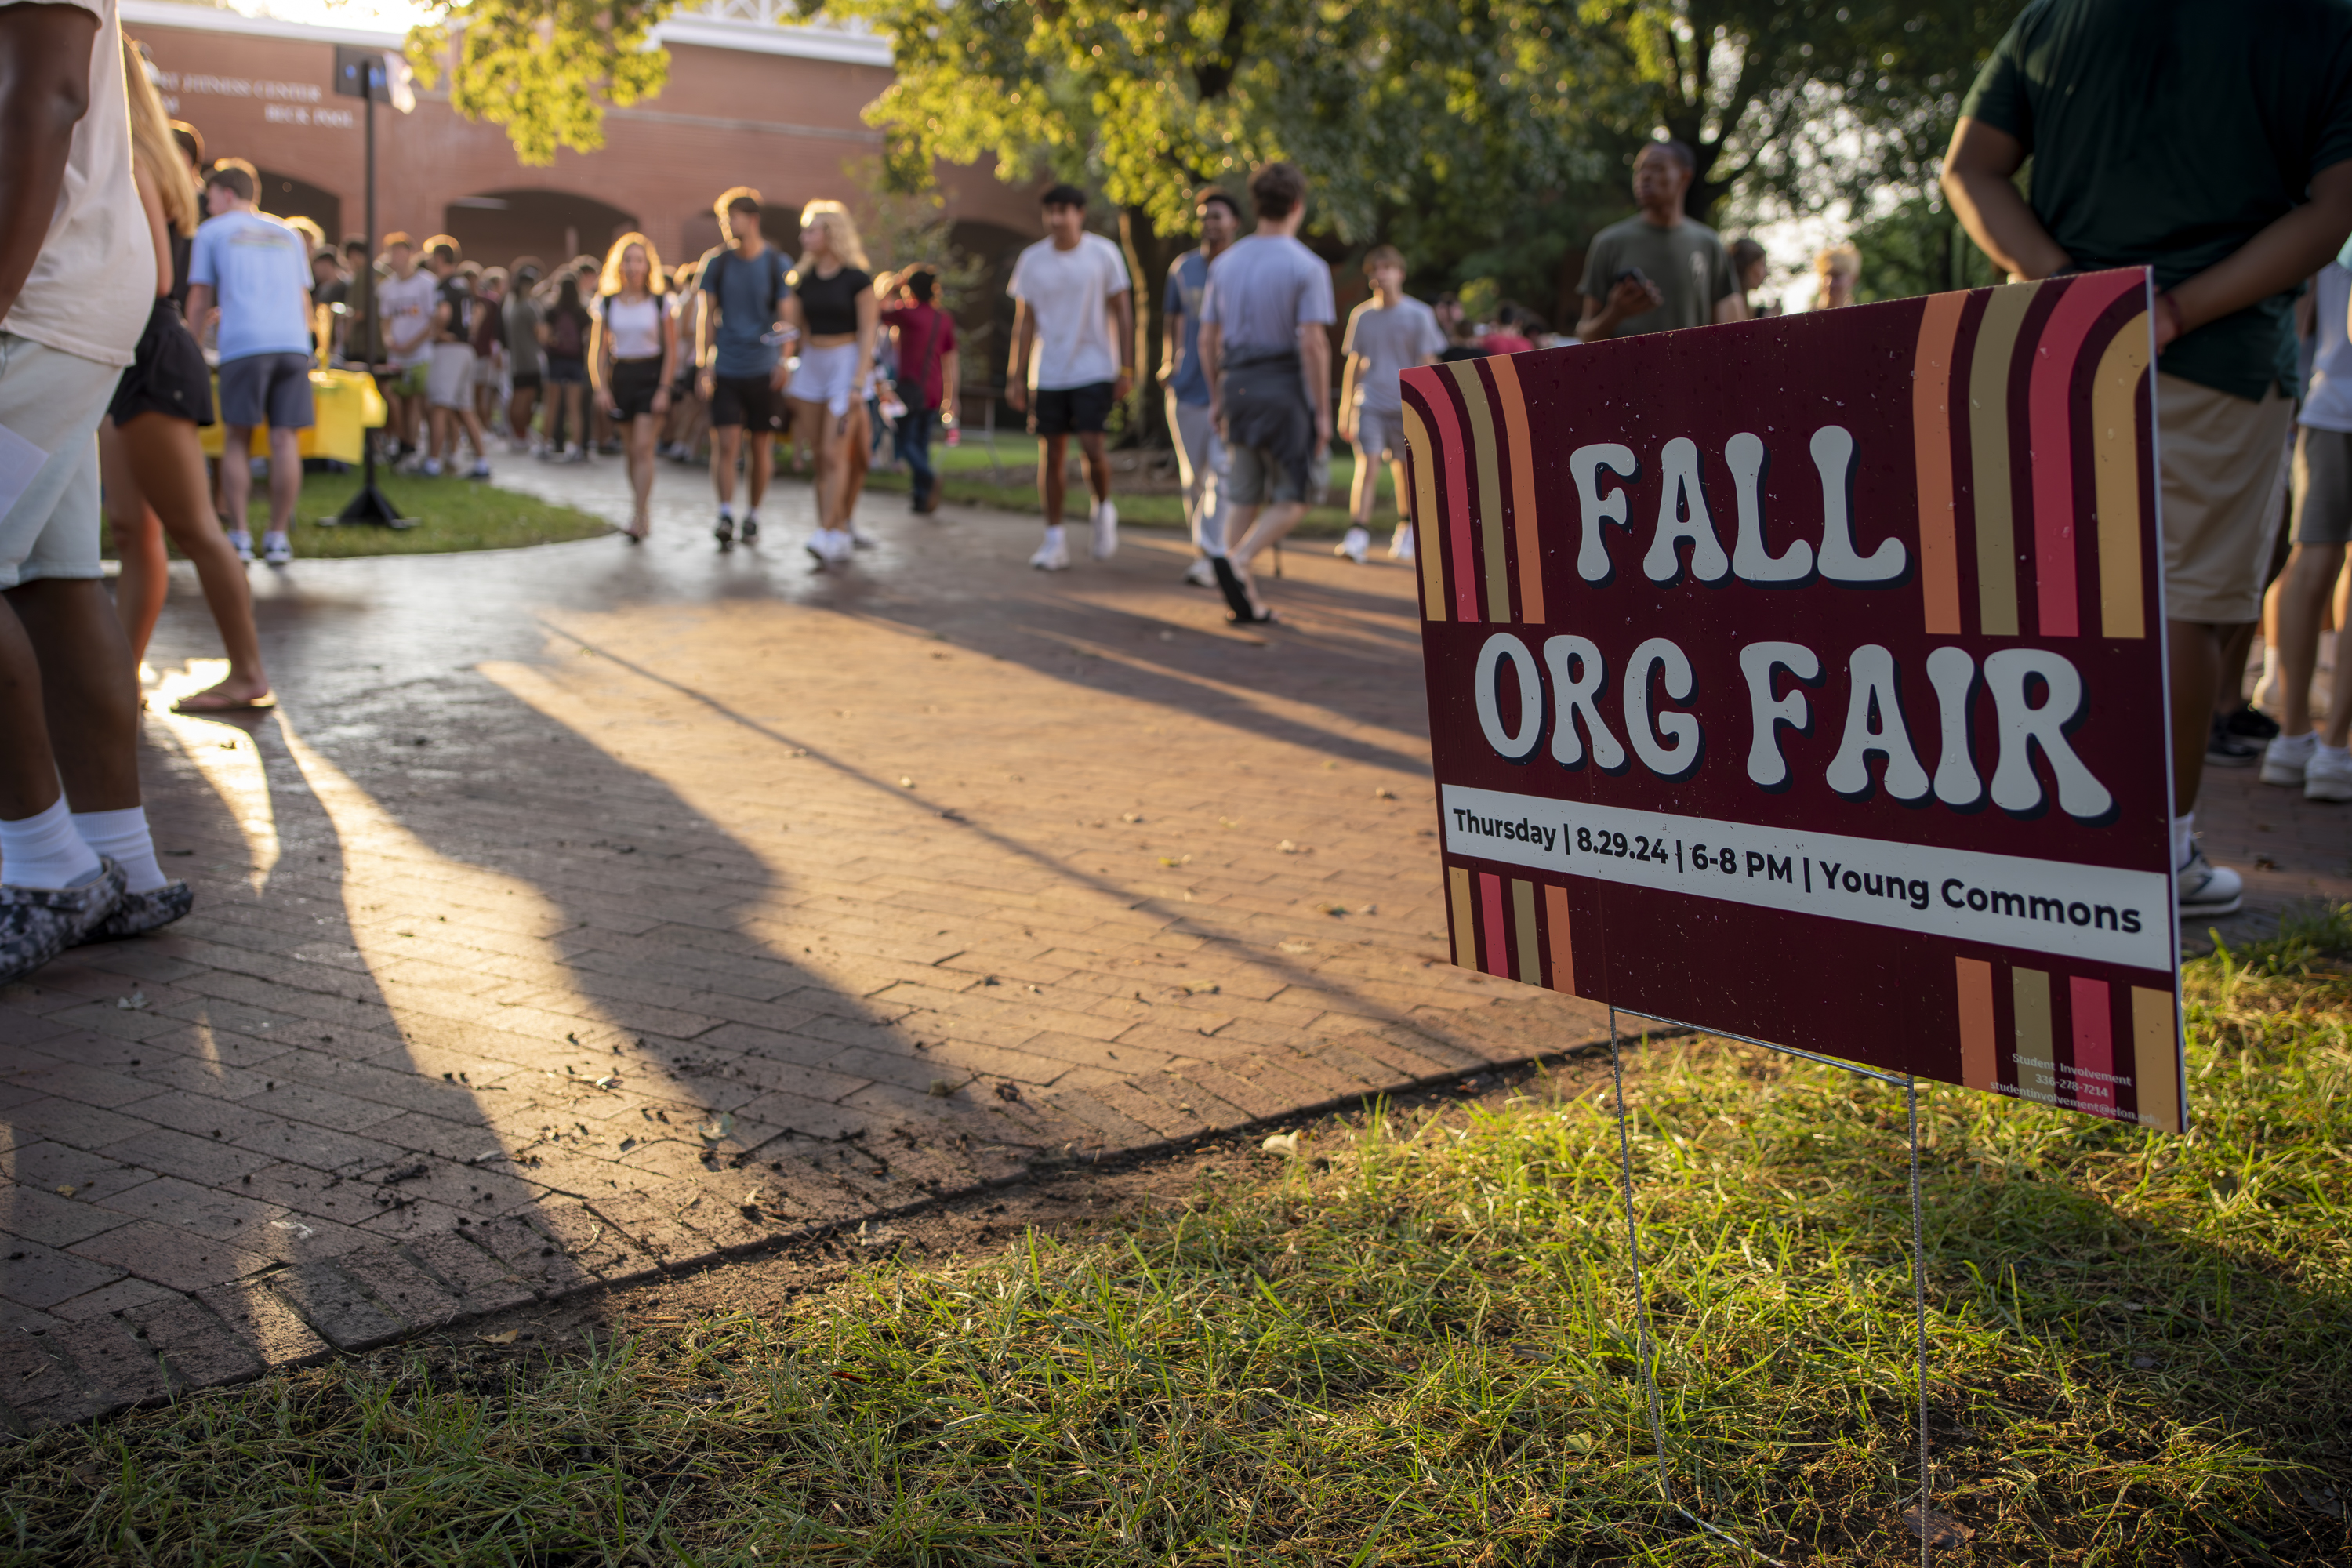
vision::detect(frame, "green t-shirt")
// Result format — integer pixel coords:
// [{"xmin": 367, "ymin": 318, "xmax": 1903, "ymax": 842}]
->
[
  {"xmin": 1960, "ymin": 0, "xmax": 2352, "ymax": 401},
  {"xmin": 1577, "ymin": 215, "xmax": 1737, "ymax": 338}
]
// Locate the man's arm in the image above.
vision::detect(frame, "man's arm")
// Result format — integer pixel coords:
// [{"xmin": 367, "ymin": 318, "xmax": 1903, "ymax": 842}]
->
[
  {"xmin": 2161, "ymin": 162, "xmax": 2352, "ymax": 350},
  {"xmin": 1110, "ymin": 286, "xmax": 1134, "ymax": 401},
  {"xmin": 1300, "ymin": 320, "xmax": 1331, "ymax": 453},
  {"xmin": 1159, "ymin": 291, "xmax": 1183, "ymax": 385},
  {"xmin": 1005, "ymin": 299, "xmax": 1033, "ymax": 412},
  {"xmin": 183, "ymin": 284, "xmax": 213, "ymax": 335},
  {"xmin": 1200, "ymin": 319, "xmax": 1223, "ymax": 426},
  {"xmin": 0, "ymin": 2, "xmax": 97, "ymax": 324},
  {"xmin": 1940, "ymin": 118, "xmax": 2072, "ymax": 284},
  {"xmin": 1573, "ymin": 271, "xmax": 1666, "ymax": 343},
  {"xmin": 1947, "ymin": 118, "xmax": 2352, "ymax": 349},
  {"xmin": 1338, "ymin": 351, "xmax": 1363, "ymax": 441}
]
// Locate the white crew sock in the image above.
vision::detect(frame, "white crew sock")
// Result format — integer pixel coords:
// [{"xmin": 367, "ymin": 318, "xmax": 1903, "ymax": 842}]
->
[
  {"xmin": 72, "ymin": 807, "xmax": 166, "ymax": 894},
  {"xmin": 1, "ymin": 798, "xmax": 104, "ymax": 891},
  {"xmin": 2171, "ymin": 811, "xmax": 2195, "ymax": 870},
  {"xmin": 1044, "ymin": 524, "xmax": 1065, "ymax": 546},
  {"xmin": 719, "ymin": 503, "xmax": 735, "ymax": 521},
  {"xmin": 2256, "ymin": 644, "xmax": 2281, "ymax": 705}
]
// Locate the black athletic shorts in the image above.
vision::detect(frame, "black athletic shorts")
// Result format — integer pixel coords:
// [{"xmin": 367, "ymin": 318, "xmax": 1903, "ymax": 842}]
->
[
  {"xmin": 710, "ymin": 372, "xmax": 783, "ymax": 431},
  {"xmin": 1028, "ymin": 380, "xmax": 1115, "ymax": 437},
  {"xmin": 109, "ymin": 297, "xmax": 214, "ymax": 427},
  {"xmin": 609, "ymin": 358, "xmax": 663, "ymax": 421}
]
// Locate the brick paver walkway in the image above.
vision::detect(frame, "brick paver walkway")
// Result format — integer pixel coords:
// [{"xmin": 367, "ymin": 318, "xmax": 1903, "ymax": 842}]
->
[{"xmin": 0, "ymin": 465, "xmax": 1616, "ymax": 1428}]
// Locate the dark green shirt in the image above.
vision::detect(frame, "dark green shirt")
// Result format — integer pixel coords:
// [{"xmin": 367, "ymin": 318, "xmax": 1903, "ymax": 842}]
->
[{"xmin": 1960, "ymin": 0, "xmax": 2352, "ymax": 400}]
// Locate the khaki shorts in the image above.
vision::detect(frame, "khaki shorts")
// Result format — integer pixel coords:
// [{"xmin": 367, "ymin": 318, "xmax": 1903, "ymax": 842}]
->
[
  {"xmin": 0, "ymin": 332, "xmax": 119, "ymax": 591},
  {"xmin": 2291, "ymin": 425, "xmax": 2352, "ymax": 546},
  {"xmin": 2160, "ymin": 372, "xmax": 2293, "ymax": 624}
]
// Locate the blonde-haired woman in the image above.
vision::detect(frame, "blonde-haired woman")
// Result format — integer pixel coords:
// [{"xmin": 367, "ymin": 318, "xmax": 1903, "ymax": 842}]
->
[
  {"xmin": 590, "ymin": 232, "xmax": 677, "ymax": 542},
  {"xmin": 784, "ymin": 200, "xmax": 879, "ymax": 564},
  {"xmin": 1812, "ymin": 244, "xmax": 1860, "ymax": 310},
  {"xmin": 102, "ymin": 36, "xmax": 271, "ymax": 715}
]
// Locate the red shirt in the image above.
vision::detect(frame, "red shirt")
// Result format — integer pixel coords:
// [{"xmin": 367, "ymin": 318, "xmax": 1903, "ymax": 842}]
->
[{"xmin": 882, "ymin": 303, "xmax": 956, "ymax": 408}]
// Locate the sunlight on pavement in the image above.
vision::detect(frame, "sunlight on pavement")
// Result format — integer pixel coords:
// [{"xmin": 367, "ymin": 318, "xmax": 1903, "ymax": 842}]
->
[{"xmin": 145, "ymin": 659, "xmax": 280, "ymax": 893}]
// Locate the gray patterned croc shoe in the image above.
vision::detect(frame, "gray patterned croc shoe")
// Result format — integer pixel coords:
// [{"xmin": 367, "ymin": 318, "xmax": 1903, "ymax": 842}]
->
[
  {"xmin": 82, "ymin": 878, "xmax": 194, "ymax": 943},
  {"xmin": 0, "ymin": 858, "xmax": 127, "ymax": 986}
]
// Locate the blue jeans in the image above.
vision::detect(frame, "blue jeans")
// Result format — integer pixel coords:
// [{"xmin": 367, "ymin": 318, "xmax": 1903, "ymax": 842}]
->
[{"xmin": 897, "ymin": 404, "xmax": 939, "ymax": 504}]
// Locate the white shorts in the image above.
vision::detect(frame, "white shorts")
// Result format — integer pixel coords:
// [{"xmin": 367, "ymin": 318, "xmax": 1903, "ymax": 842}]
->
[
  {"xmin": 427, "ymin": 342, "xmax": 475, "ymax": 411},
  {"xmin": 0, "ymin": 332, "xmax": 118, "ymax": 591},
  {"xmin": 787, "ymin": 341, "xmax": 865, "ymax": 418}
]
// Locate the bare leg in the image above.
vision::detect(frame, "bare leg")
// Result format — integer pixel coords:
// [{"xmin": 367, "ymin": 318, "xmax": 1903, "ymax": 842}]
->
[
  {"xmin": 626, "ymin": 412, "xmax": 655, "ymax": 534},
  {"xmin": 1388, "ymin": 456, "xmax": 1410, "ymax": 523},
  {"xmin": 2213, "ymin": 620, "xmax": 2259, "ymax": 719},
  {"xmin": 2274, "ymin": 543, "xmax": 2347, "ymax": 735},
  {"xmin": 1039, "ymin": 433, "xmax": 1069, "ymax": 529},
  {"xmin": 1228, "ymin": 499, "xmax": 1309, "ymax": 618},
  {"xmin": 118, "ymin": 412, "xmax": 269, "ymax": 707},
  {"xmin": 711, "ymin": 424, "xmax": 742, "ymax": 508},
  {"xmin": 6, "ymin": 579, "xmax": 141, "ymax": 813},
  {"xmin": 0, "ymin": 599, "xmax": 63, "ymax": 822},
  {"xmin": 1350, "ymin": 441, "xmax": 1379, "ymax": 525},
  {"xmin": 746, "ymin": 422, "xmax": 773, "ymax": 513},
  {"xmin": 508, "ymin": 383, "xmax": 537, "ymax": 444},
  {"xmin": 815, "ymin": 405, "xmax": 853, "ymax": 529},
  {"xmin": 1077, "ymin": 430, "xmax": 1110, "ymax": 510},
  {"xmin": 2169, "ymin": 618, "xmax": 2227, "ymax": 819},
  {"xmin": 219, "ymin": 425, "xmax": 256, "ymax": 532},
  {"xmin": 459, "ymin": 408, "xmax": 488, "ymax": 463},
  {"xmin": 101, "ymin": 421, "xmax": 169, "ymax": 663},
  {"xmin": 267, "ymin": 427, "xmax": 302, "ymax": 537}
]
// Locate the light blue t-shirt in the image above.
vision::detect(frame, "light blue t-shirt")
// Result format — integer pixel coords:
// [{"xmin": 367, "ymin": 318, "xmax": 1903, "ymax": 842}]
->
[
  {"xmin": 188, "ymin": 211, "xmax": 313, "ymax": 362},
  {"xmin": 1163, "ymin": 249, "xmax": 1212, "ymax": 406}
]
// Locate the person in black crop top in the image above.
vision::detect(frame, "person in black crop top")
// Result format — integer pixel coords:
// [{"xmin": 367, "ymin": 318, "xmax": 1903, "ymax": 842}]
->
[
  {"xmin": 793, "ymin": 264, "xmax": 871, "ymax": 336},
  {"xmin": 782, "ymin": 200, "xmax": 882, "ymax": 564}
]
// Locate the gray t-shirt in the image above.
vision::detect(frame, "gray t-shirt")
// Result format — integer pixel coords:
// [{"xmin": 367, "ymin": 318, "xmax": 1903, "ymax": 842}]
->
[
  {"xmin": 1342, "ymin": 296, "xmax": 1447, "ymax": 414},
  {"xmin": 1200, "ymin": 234, "xmax": 1335, "ymax": 358},
  {"xmin": 1577, "ymin": 215, "xmax": 1736, "ymax": 338},
  {"xmin": 504, "ymin": 290, "xmax": 543, "ymax": 379}
]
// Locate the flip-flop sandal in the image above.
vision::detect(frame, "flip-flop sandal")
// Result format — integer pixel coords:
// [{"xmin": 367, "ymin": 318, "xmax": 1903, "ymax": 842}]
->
[
  {"xmin": 1209, "ymin": 555, "xmax": 1258, "ymax": 622},
  {"xmin": 171, "ymin": 692, "xmax": 277, "ymax": 714}
]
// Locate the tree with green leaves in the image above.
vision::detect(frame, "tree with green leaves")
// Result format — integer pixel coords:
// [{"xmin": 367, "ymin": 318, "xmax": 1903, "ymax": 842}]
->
[{"xmin": 405, "ymin": 0, "xmax": 675, "ymax": 166}]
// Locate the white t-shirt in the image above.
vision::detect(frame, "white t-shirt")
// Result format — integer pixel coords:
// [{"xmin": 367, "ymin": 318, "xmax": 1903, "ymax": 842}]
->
[
  {"xmin": 376, "ymin": 270, "xmax": 439, "ymax": 368},
  {"xmin": 0, "ymin": 0, "xmax": 153, "ymax": 366},
  {"xmin": 2300, "ymin": 260, "xmax": 2352, "ymax": 434},
  {"xmin": 1007, "ymin": 232, "xmax": 1131, "ymax": 390}
]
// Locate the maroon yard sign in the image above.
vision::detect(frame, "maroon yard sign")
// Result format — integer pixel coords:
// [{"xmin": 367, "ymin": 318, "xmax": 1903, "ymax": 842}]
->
[{"xmin": 1403, "ymin": 269, "xmax": 2185, "ymax": 1132}]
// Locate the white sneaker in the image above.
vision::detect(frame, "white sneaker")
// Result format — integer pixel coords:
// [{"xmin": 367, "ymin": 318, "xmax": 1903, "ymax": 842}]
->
[
  {"xmin": 468, "ymin": 459, "xmax": 492, "ymax": 481},
  {"xmin": 227, "ymin": 529, "xmax": 255, "ymax": 564},
  {"xmin": 420, "ymin": 456, "xmax": 443, "ymax": 478},
  {"xmin": 824, "ymin": 528, "xmax": 856, "ymax": 562},
  {"xmin": 2307, "ymin": 743, "xmax": 2352, "ymax": 803},
  {"xmin": 1030, "ymin": 528, "xmax": 1070, "ymax": 572},
  {"xmin": 2260, "ymin": 731, "xmax": 2316, "ymax": 786},
  {"xmin": 849, "ymin": 524, "xmax": 878, "ymax": 550},
  {"xmin": 1182, "ymin": 557, "xmax": 1218, "ymax": 589},
  {"xmin": 1388, "ymin": 524, "xmax": 1416, "ymax": 563},
  {"xmin": 2176, "ymin": 844, "xmax": 2244, "ymax": 920},
  {"xmin": 1337, "ymin": 526, "xmax": 1370, "ymax": 564},
  {"xmin": 261, "ymin": 533, "xmax": 292, "ymax": 566},
  {"xmin": 563, "ymin": 444, "xmax": 586, "ymax": 463},
  {"xmin": 804, "ymin": 531, "xmax": 829, "ymax": 564},
  {"xmin": 1090, "ymin": 499, "xmax": 1118, "ymax": 561}
]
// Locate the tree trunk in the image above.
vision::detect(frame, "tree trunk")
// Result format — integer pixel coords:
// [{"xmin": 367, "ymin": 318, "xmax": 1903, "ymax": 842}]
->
[{"xmin": 1120, "ymin": 203, "xmax": 1174, "ymax": 448}]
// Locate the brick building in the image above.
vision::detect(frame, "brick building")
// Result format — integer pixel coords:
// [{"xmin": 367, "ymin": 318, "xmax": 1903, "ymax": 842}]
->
[{"xmin": 122, "ymin": 0, "xmax": 1038, "ymax": 302}]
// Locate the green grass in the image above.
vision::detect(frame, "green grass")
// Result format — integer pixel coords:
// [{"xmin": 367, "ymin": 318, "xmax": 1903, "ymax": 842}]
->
[
  {"xmin": 5, "ymin": 910, "xmax": 2348, "ymax": 1564},
  {"xmin": 862, "ymin": 430, "xmax": 1401, "ymax": 539},
  {"xmin": 104, "ymin": 470, "xmax": 611, "ymax": 561}
]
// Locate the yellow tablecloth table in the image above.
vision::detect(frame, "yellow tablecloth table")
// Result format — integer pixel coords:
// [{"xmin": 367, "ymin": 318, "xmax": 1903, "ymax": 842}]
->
[{"xmin": 199, "ymin": 368, "xmax": 385, "ymax": 464}]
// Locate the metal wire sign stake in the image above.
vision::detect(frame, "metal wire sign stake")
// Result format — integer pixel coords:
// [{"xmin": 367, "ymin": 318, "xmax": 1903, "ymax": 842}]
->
[
  {"xmin": 1398, "ymin": 279, "xmax": 2189, "ymax": 1563},
  {"xmin": 1607, "ymin": 1009, "xmax": 1935, "ymax": 1565}
]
